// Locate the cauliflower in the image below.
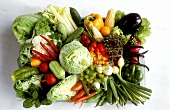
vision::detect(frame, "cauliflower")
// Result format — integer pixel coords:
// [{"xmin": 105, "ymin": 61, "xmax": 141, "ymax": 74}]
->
[{"xmin": 32, "ymin": 32, "xmax": 53, "ymax": 55}]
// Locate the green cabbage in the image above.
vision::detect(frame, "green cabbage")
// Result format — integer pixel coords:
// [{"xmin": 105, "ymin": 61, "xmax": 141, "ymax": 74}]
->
[
  {"xmin": 59, "ymin": 40, "xmax": 93, "ymax": 74},
  {"xmin": 12, "ymin": 14, "xmax": 42, "ymax": 44}
]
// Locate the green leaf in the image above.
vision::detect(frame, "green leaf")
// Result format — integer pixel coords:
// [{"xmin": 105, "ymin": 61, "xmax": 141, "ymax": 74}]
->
[
  {"xmin": 23, "ymin": 98, "xmax": 34, "ymax": 108},
  {"xmin": 41, "ymin": 98, "xmax": 52, "ymax": 105},
  {"xmin": 29, "ymin": 83, "xmax": 39, "ymax": 91},
  {"xmin": 34, "ymin": 99, "xmax": 41, "ymax": 108},
  {"xmin": 32, "ymin": 91, "xmax": 39, "ymax": 99},
  {"xmin": 134, "ymin": 18, "xmax": 151, "ymax": 45}
]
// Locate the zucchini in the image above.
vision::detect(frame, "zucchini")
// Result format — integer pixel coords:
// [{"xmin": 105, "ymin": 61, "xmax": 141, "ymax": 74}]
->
[
  {"xmin": 47, "ymin": 75, "xmax": 79, "ymax": 102},
  {"xmin": 65, "ymin": 27, "xmax": 84, "ymax": 44},
  {"xmin": 70, "ymin": 7, "xmax": 83, "ymax": 27},
  {"xmin": 49, "ymin": 60, "xmax": 65, "ymax": 79}
]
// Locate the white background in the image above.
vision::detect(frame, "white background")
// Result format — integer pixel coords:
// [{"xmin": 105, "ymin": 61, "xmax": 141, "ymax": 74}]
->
[{"xmin": 0, "ymin": 0, "xmax": 170, "ymax": 110}]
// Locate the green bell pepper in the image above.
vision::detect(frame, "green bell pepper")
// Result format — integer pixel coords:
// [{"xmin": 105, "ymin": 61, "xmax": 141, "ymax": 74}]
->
[{"xmin": 122, "ymin": 64, "xmax": 143, "ymax": 84}]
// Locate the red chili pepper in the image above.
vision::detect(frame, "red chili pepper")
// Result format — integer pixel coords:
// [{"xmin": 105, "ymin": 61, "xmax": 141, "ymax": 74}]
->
[
  {"xmin": 31, "ymin": 55, "xmax": 48, "ymax": 62},
  {"xmin": 31, "ymin": 49, "xmax": 53, "ymax": 61},
  {"xmin": 40, "ymin": 42, "xmax": 57, "ymax": 60},
  {"xmin": 40, "ymin": 35, "xmax": 59, "ymax": 53}
]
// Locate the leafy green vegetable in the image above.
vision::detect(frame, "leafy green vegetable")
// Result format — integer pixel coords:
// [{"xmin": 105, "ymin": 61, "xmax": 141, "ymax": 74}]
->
[
  {"xmin": 15, "ymin": 75, "xmax": 43, "ymax": 92},
  {"xmin": 111, "ymin": 26, "xmax": 131, "ymax": 45},
  {"xmin": 48, "ymin": 32, "xmax": 63, "ymax": 49},
  {"xmin": 115, "ymin": 10, "xmax": 125, "ymax": 23},
  {"xmin": 32, "ymin": 16, "xmax": 58, "ymax": 36},
  {"xmin": 17, "ymin": 43, "xmax": 33, "ymax": 67},
  {"xmin": 12, "ymin": 14, "xmax": 42, "ymax": 45},
  {"xmin": 134, "ymin": 18, "xmax": 151, "ymax": 45},
  {"xmin": 59, "ymin": 40, "xmax": 93, "ymax": 74},
  {"xmin": 43, "ymin": 5, "xmax": 77, "ymax": 35},
  {"xmin": 47, "ymin": 75, "xmax": 79, "ymax": 102}
]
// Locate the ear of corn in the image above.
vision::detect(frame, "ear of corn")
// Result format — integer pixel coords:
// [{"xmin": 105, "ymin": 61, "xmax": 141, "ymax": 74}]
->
[
  {"xmin": 104, "ymin": 8, "xmax": 115, "ymax": 28},
  {"xmin": 90, "ymin": 24, "xmax": 104, "ymax": 42}
]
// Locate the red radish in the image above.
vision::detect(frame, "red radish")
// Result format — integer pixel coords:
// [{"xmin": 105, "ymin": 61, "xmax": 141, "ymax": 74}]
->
[
  {"xmin": 130, "ymin": 37, "xmax": 141, "ymax": 53},
  {"xmin": 44, "ymin": 73, "xmax": 57, "ymax": 86},
  {"xmin": 39, "ymin": 62, "xmax": 49, "ymax": 73}
]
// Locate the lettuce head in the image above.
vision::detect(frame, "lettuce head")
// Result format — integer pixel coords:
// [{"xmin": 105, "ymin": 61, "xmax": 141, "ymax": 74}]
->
[{"xmin": 59, "ymin": 40, "xmax": 93, "ymax": 74}]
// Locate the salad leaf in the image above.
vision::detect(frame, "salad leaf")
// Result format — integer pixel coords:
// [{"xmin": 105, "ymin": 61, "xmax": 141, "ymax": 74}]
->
[
  {"xmin": 12, "ymin": 14, "xmax": 42, "ymax": 45},
  {"xmin": 59, "ymin": 40, "xmax": 93, "ymax": 74},
  {"xmin": 17, "ymin": 43, "xmax": 33, "ymax": 67},
  {"xmin": 32, "ymin": 16, "xmax": 57, "ymax": 36},
  {"xmin": 115, "ymin": 10, "xmax": 125, "ymax": 23},
  {"xmin": 15, "ymin": 74, "xmax": 43, "ymax": 92},
  {"xmin": 134, "ymin": 18, "xmax": 151, "ymax": 45}
]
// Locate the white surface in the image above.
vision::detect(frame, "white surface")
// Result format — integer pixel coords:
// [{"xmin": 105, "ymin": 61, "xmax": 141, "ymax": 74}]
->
[{"xmin": 0, "ymin": 0, "xmax": 170, "ymax": 110}]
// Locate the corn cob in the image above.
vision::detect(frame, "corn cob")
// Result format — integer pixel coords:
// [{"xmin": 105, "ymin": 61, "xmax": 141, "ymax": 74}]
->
[
  {"xmin": 91, "ymin": 25, "xmax": 104, "ymax": 42},
  {"xmin": 104, "ymin": 8, "xmax": 115, "ymax": 28}
]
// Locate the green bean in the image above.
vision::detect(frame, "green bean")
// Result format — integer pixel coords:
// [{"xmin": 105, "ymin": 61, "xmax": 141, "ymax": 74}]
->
[
  {"xmin": 81, "ymin": 80, "xmax": 90, "ymax": 96},
  {"xmin": 95, "ymin": 95, "xmax": 106, "ymax": 107},
  {"xmin": 109, "ymin": 78, "xmax": 119, "ymax": 100},
  {"xmin": 106, "ymin": 82, "xmax": 112, "ymax": 104},
  {"xmin": 100, "ymin": 99, "xmax": 107, "ymax": 106},
  {"xmin": 86, "ymin": 91, "xmax": 104, "ymax": 103}
]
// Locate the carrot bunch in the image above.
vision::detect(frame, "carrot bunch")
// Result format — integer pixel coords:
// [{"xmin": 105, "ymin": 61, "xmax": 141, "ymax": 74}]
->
[{"xmin": 68, "ymin": 81, "xmax": 96, "ymax": 108}]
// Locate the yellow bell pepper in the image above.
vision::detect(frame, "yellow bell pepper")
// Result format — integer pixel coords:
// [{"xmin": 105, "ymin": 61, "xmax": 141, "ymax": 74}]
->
[{"xmin": 84, "ymin": 13, "xmax": 104, "ymax": 31}]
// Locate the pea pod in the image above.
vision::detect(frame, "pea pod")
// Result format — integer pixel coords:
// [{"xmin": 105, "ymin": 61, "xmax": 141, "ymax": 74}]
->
[
  {"xmin": 11, "ymin": 66, "xmax": 39, "ymax": 82},
  {"xmin": 86, "ymin": 90, "xmax": 104, "ymax": 103}
]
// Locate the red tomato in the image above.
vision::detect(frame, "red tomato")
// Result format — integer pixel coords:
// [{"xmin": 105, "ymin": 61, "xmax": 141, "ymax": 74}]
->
[
  {"xmin": 89, "ymin": 46, "xmax": 95, "ymax": 52},
  {"xmin": 44, "ymin": 73, "xmax": 57, "ymax": 86},
  {"xmin": 81, "ymin": 34, "xmax": 88, "ymax": 40},
  {"xmin": 39, "ymin": 62, "xmax": 49, "ymax": 73},
  {"xmin": 91, "ymin": 41, "xmax": 97, "ymax": 48},
  {"xmin": 85, "ymin": 39, "xmax": 91, "ymax": 45},
  {"xmin": 97, "ymin": 43, "xmax": 106, "ymax": 53},
  {"xmin": 94, "ymin": 48, "xmax": 100, "ymax": 54}
]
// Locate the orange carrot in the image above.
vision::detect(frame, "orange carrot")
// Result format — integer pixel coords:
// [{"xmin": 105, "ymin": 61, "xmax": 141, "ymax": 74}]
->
[
  {"xmin": 68, "ymin": 86, "xmax": 91, "ymax": 102},
  {"xmin": 79, "ymin": 100, "xmax": 84, "ymax": 109},
  {"xmin": 71, "ymin": 81, "xmax": 83, "ymax": 91},
  {"xmin": 74, "ymin": 91, "xmax": 96, "ymax": 104}
]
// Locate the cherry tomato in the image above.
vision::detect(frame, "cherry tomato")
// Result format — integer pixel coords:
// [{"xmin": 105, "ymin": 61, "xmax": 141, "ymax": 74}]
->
[
  {"xmin": 80, "ymin": 40, "xmax": 86, "ymax": 46},
  {"xmin": 97, "ymin": 43, "xmax": 106, "ymax": 53},
  {"xmin": 85, "ymin": 39, "xmax": 91, "ymax": 45},
  {"xmin": 91, "ymin": 41, "xmax": 97, "ymax": 48},
  {"xmin": 89, "ymin": 46, "xmax": 95, "ymax": 52},
  {"xmin": 39, "ymin": 62, "xmax": 49, "ymax": 73},
  {"xmin": 44, "ymin": 73, "xmax": 57, "ymax": 86},
  {"xmin": 94, "ymin": 48, "xmax": 100, "ymax": 54},
  {"xmin": 81, "ymin": 34, "xmax": 88, "ymax": 40}
]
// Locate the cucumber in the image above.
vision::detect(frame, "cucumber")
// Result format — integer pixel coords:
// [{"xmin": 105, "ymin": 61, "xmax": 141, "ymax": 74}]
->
[
  {"xmin": 47, "ymin": 75, "xmax": 79, "ymax": 101},
  {"xmin": 65, "ymin": 27, "xmax": 84, "ymax": 44},
  {"xmin": 70, "ymin": 7, "xmax": 83, "ymax": 27},
  {"xmin": 49, "ymin": 60, "xmax": 65, "ymax": 79}
]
